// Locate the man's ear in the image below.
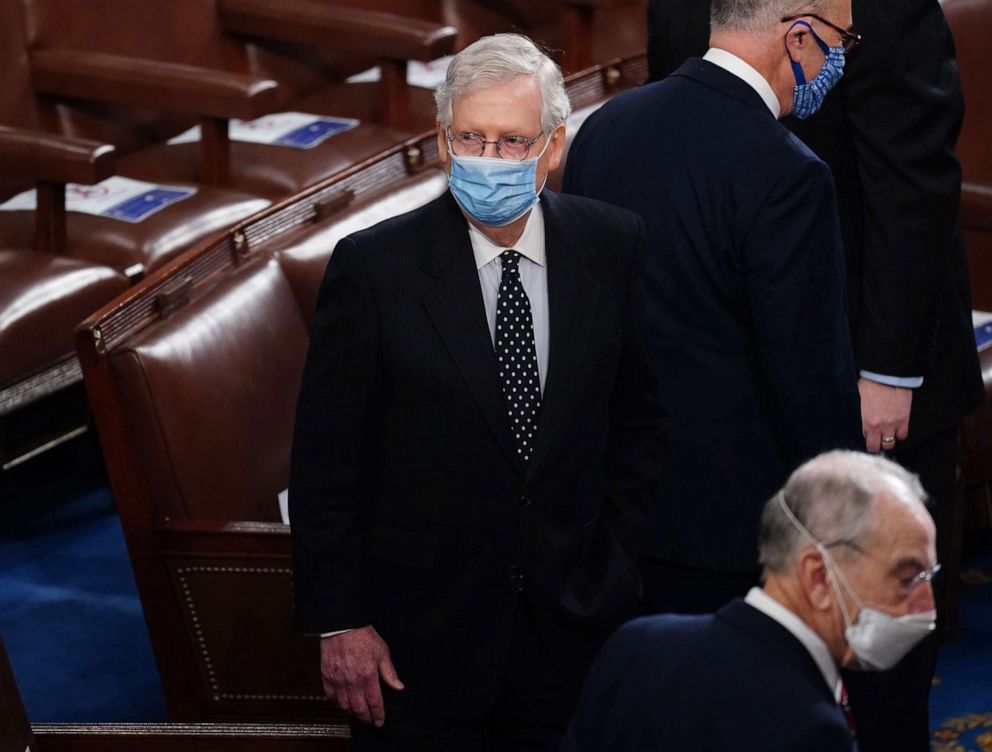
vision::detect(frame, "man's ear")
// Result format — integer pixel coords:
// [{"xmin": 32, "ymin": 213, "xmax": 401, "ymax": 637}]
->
[
  {"xmin": 785, "ymin": 22, "xmax": 811, "ymax": 62},
  {"xmin": 797, "ymin": 546, "xmax": 834, "ymax": 611},
  {"xmin": 437, "ymin": 123, "xmax": 449, "ymax": 169},
  {"xmin": 547, "ymin": 124, "xmax": 567, "ymax": 172}
]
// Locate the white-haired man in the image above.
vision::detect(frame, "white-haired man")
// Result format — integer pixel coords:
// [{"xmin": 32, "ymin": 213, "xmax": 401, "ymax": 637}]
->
[
  {"xmin": 290, "ymin": 33, "xmax": 666, "ymax": 751},
  {"xmin": 563, "ymin": 450, "xmax": 938, "ymax": 751}
]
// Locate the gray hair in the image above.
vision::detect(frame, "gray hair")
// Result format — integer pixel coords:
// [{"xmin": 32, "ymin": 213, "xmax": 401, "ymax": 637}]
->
[
  {"xmin": 711, "ymin": 0, "xmax": 825, "ymax": 32},
  {"xmin": 758, "ymin": 450, "xmax": 927, "ymax": 574},
  {"xmin": 435, "ymin": 33, "xmax": 571, "ymax": 133}
]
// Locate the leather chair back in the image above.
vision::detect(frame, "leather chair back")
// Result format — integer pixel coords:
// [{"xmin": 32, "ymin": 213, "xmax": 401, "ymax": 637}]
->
[
  {"xmin": 943, "ymin": 0, "xmax": 991, "ymax": 182},
  {"xmin": 19, "ymin": 0, "xmax": 235, "ymax": 151},
  {"xmin": 110, "ymin": 256, "xmax": 308, "ymax": 523}
]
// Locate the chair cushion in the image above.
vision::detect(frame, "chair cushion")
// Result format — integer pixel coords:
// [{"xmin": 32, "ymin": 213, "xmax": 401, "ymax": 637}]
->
[
  {"xmin": 0, "ymin": 249, "xmax": 128, "ymax": 386},
  {"xmin": 0, "ymin": 185, "xmax": 269, "ymax": 274},
  {"xmin": 117, "ymin": 118, "xmax": 407, "ymax": 201}
]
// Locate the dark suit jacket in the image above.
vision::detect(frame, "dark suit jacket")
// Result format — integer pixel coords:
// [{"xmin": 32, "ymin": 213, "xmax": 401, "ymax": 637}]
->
[
  {"xmin": 289, "ymin": 190, "xmax": 666, "ymax": 720},
  {"xmin": 561, "ymin": 599, "xmax": 854, "ymax": 752},
  {"xmin": 563, "ymin": 60, "xmax": 862, "ymax": 573},
  {"xmin": 647, "ymin": 0, "xmax": 984, "ymax": 444}
]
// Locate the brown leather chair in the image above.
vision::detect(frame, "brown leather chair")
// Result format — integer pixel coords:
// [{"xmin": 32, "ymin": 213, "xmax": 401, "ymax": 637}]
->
[
  {"xmin": 0, "ymin": 0, "xmax": 271, "ymax": 276},
  {"xmin": 74, "ymin": 58, "xmax": 645, "ymax": 721},
  {"xmin": 442, "ymin": 0, "xmax": 648, "ymax": 73},
  {"xmin": 76, "ymin": 132, "xmax": 446, "ymax": 721},
  {"xmin": 0, "ymin": 249, "xmax": 128, "ymax": 469},
  {"xmin": 942, "ymin": 0, "xmax": 992, "ymax": 309},
  {"xmin": 15, "ymin": 0, "xmax": 456, "ymax": 202},
  {"xmin": 1, "ymin": 630, "xmax": 351, "ymax": 752}
]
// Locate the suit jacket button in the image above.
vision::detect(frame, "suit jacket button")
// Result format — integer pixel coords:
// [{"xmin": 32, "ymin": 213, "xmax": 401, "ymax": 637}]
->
[
  {"xmin": 508, "ymin": 565, "xmax": 525, "ymax": 591},
  {"xmin": 521, "ymin": 493, "xmax": 532, "ymax": 507}
]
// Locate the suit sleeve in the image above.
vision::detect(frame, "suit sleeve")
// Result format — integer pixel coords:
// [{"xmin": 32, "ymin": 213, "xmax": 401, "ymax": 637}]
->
[
  {"xmin": 844, "ymin": 0, "xmax": 963, "ymax": 376},
  {"xmin": 289, "ymin": 237, "xmax": 380, "ymax": 634},
  {"xmin": 604, "ymin": 217, "xmax": 668, "ymax": 560},
  {"xmin": 744, "ymin": 157, "xmax": 862, "ymax": 463}
]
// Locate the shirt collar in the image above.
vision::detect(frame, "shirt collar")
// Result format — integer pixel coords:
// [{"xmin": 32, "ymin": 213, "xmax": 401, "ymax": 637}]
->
[
  {"xmin": 469, "ymin": 203, "xmax": 546, "ymax": 270},
  {"xmin": 744, "ymin": 587, "xmax": 841, "ymax": 700},
  {"xmin": 703, "ymin": 48, "xmax": 782, "ymax": 119}
]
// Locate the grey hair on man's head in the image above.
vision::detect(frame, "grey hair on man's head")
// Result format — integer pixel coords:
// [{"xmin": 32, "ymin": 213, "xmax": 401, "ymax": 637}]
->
[
  {"xmin": 435, "ymin": 33, "xmax": 571, "ymax": 133},
  {"xmin": 758, "ymin": 450, "xmax": 927, "ymax": 574},
  {"xmin": 711, "ymin": 0, "xmax": 825, "ymax": 32}
]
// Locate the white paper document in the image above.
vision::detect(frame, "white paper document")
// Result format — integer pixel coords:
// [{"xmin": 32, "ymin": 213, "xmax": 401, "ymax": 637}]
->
[
  {"xmin": 278, "ymin": 488, "xmax": 290, "ymax": 526},
  {"xmin": 167, "ymin": 112, "xmax": 359, "ymax": 149},
  {"xmin": 0, "ymin": 176, "xmax": 195, "ymax": 223},
  {"xmin": 347, "ymin": 56, "xmax": 453, "ymax": 90}
]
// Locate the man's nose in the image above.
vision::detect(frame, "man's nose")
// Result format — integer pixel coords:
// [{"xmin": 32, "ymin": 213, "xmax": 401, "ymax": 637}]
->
[
  {"xmin": 909, "ymin": 581, "xmax": 936, "ymax": 613},
  {"xmin": 482, "ymin": 140, "xmax": 501, "ymax": 158}
]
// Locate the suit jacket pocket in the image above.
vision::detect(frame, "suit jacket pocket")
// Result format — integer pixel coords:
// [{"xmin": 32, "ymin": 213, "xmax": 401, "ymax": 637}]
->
[
  {"xmin": 366, "ymin": 523, "xmax": 438, "ymax": 570},
  {"xmin": 581, "ymin": 334, "xmax": 621, "ymax": 367}
]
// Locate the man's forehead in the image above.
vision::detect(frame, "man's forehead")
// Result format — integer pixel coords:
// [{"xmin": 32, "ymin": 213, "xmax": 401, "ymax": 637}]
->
[{"xmin": 865, "ymin": 490, "xmax": 936, "ymax": 564}]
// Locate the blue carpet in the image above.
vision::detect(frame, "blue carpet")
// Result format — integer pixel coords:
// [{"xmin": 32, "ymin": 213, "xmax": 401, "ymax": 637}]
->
[
  {"xmin": 930, "ymin": 543, "xmax": 992, "ymax": 751},
  {"xmin": 0, "ymin": 437, "xmax": 166, "ymax": 722},
  {"xmin": 0, "ymin": 436, "xmax": 989, "ymax": 740}
]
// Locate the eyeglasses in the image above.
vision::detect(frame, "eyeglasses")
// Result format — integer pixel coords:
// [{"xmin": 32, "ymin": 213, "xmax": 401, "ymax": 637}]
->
[
  {"xmin": 446, "ymin": 128, "xmax": 544, "ymax": 161},
  {"xmin": 824, "ymin": 539, "xmax": 940, "ymax": 594},
  {"xmin": 781, "ymin": 13, "xmax": 862, "ymax": 52}
]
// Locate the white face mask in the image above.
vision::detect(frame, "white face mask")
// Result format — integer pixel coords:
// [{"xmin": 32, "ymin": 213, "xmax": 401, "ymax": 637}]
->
[{"xmin": 776, "ymin": 493, "xmax": 936, "ymax": 671}]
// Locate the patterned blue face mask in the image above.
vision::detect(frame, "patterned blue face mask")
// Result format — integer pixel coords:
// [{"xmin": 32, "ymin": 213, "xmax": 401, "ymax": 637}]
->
[
  {"xmin": 788, "ymin": 20, "xmax": 846, "ymax": 120},
  {"xmin": 447, "ymin": 135, "xmax": 551, "ymax": 227}
]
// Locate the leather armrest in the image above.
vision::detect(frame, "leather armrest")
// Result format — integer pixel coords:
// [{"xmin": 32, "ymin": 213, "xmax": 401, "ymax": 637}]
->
[
  {"xmin": 219, "ymin": 0, "xmax": 457, "ymax": 62},
  {"xmin": 961, "ymin": 181, "xmax": 992, "ymax": 232},
  {"xmin": 31, "ymin": 49, "xmax": 280, "ymax": 121},
  {"xmin": 0, "ymin": 125, "xmax": 115, "ymax": 186},
  {"xmin": 157, "ymin": 519, "xmax": 291, "ymax": 556}
]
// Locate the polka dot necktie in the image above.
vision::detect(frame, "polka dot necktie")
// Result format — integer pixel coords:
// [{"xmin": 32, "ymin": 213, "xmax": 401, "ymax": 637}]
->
[{"xmin": 495, "ymin": 250, "xmax": 541, "ymax": 463}]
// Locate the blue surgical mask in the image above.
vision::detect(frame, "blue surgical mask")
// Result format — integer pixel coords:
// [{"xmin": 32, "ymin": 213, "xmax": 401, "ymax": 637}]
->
[
  {"xmin": 447, "ymin": 136, "xmax": 551, "ymax": 227},
  {"xmin": 788, "ymin": 20, "xmax": 846, "ymax": 120}
]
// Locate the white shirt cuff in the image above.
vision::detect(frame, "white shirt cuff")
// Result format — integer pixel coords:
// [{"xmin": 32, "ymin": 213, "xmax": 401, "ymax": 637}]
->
[{"xmin": 860, "ymin": 370, "xmax": 924, "ymax": 389}]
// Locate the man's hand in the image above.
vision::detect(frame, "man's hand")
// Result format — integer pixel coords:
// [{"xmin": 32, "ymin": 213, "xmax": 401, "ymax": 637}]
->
[
  {"xmin": 858, "ymin": 377, "xmax": 912, "ymax": 453},
  {"xmin": 320, "ymin": 625, "xmax": 404, "ymax": 727}
]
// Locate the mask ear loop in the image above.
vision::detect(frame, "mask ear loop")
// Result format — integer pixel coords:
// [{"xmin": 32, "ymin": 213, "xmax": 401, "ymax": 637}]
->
[
  {"xmin": 775, "ymin": 492, "xmax": 865, "ymax": 627},
  {"xmin": 786, "ymin": 20, "xmax": 830, "ymax": 85}
]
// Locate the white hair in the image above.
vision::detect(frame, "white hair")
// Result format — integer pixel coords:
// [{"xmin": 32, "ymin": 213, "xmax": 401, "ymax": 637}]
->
[
  {"xmin": 435, "ymin": 33, "xmax": 571, "ymax": 133},
  {"xmin": 758, "ymin": 450, "xmax": 927, "ymax": 574},
  {"xmin": 711, "ymin": 0, "xmax": 826, "ymax": 32}
]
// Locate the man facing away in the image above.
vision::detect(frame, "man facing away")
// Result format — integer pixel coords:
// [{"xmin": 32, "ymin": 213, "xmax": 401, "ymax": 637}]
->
[
  {"xmin": 289, "ymin": 33, "xmax": 666, "ymax": 752},
  {"xmin": 563, "ymin": 450, "xmax": 939, "ymax": 751},
  {"xmin": 564, "ymin": 0, "xmax": 863, "ymax": 615}
]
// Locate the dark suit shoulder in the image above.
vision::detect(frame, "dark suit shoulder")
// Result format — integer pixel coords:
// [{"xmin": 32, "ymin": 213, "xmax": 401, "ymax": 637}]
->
[
  {"xmin": 543, "ymin": 191, "xmax": 644, "ymax": 257},
  {"xmin": 335, "ymin": 193, "xmax": 449, "ymax": 263}
]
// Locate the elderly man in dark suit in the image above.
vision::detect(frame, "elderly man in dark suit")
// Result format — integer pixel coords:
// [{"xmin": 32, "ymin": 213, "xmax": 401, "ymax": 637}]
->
[
  {"xmin": 563, "ymin": 450, "xmax": 939, "ymax": 752},
  {"xmin": 289, "ymin": 32, "xmax": 665, "ymax": 752},
  {"xmin": 642, "ymin": 1, "xmax": 983, "ymax": 748},
  {"xmin": 564, "ymin": 0, "xmax": 862, "ymax": 614}
]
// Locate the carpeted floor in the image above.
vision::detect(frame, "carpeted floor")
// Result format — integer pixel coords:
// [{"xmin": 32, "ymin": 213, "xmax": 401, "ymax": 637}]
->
[{"xmin": 1, "ymin": 434, "xmax": 990, "ymax": 749}]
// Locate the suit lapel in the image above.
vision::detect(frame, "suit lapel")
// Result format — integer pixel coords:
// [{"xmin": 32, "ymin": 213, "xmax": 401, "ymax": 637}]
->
[
  {"xmin": 527, "ymin": 192, "xmax": 600, "ymax": 478},
  {"xmin": 420, "ymin": 194, "xmax": 526, "ymax": 476}
]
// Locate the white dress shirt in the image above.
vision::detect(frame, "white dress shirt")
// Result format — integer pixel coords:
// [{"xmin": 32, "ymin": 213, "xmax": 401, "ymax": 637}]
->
[
  {"xmin": 744, "ymin": 586, "xmax": 842, "ymax": 702},
  {"xmin": 470, "ymin": 204, "xmax": 550, "ymax": 393},
  {"xmin": 703, "ymin": 48, "xmax": 781, "ymax": 118}
]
